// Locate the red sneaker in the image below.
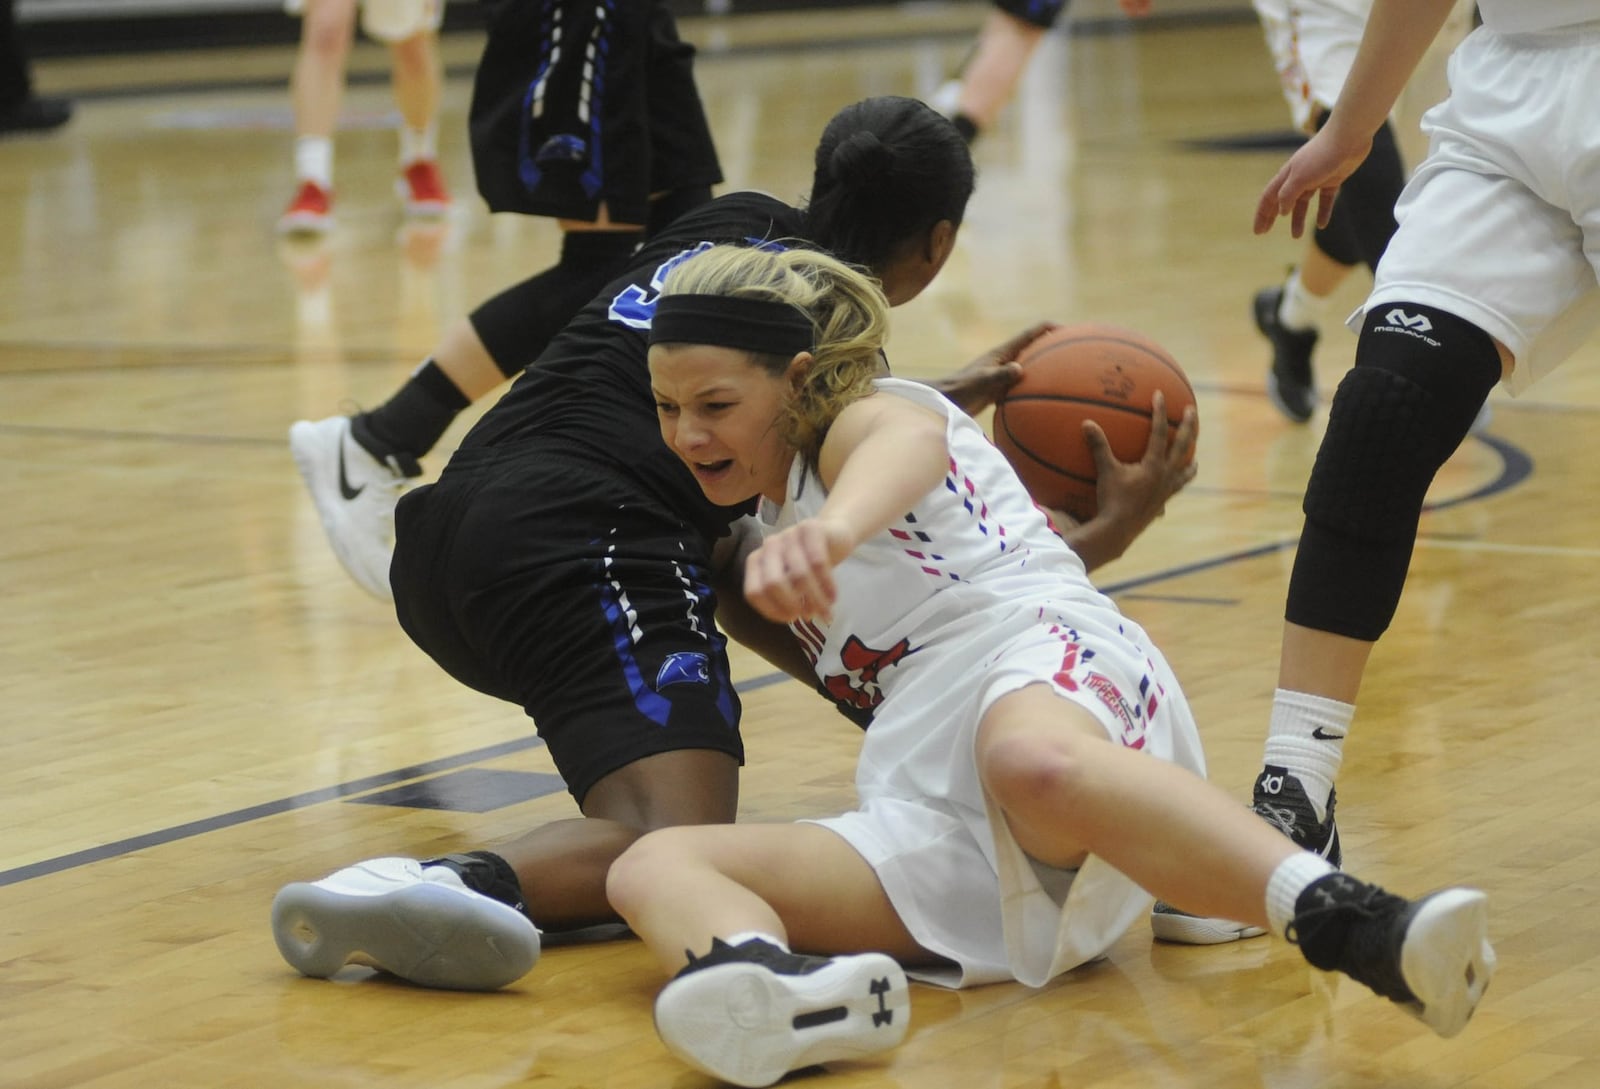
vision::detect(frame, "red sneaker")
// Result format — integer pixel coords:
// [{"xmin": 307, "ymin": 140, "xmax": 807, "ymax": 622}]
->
[
  {"xmin": 278, "ymin": 180, "xmax": 333, "ymax": 235},
  {"xmin": 397, "ymin": 159, "xmax": 451, "ymax": 217}
]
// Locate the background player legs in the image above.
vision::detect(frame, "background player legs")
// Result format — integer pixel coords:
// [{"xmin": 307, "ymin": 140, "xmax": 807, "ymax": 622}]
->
[
  {"xmin": 934, "ymin": 6, "xmax": 1054, "ymax": 142},
  {"xmin": 387, "ymin": 31, "xmax": 439, "ymax": 148},
  {"xmin": 1256, "ymin": 113, "xmax": 1403, "ymax": 423},
  {"xmin": 387, "ymin": 28, "xmax": 450, "ymax": 214},
  {"xmin": 0, "ymin": 0, "xmax": 71, "ymax": 133},
  {"xmin": 281, "ymin": 0, "xmax": 450, "ymax": 232},
  {"xmin": 282, "ymin": 0, "xmax": 357, "ymax": 230}
]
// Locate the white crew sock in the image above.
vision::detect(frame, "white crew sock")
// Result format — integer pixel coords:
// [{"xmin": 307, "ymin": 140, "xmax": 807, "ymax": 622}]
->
[
  {"xmin": 1261, "ymin": 688, "xmax": 1353, "ymax": 821},
  {"xmin": 294, "ymin": 135, "xmax": 334, "ymax": 189},
  {"xmin": 1277, "ymin": 268, "xmax": 1329, "ymax": 332},
  {"xmin": 1264, "ymin": 851, "xmax": 1337, "ymax": 938},
  {"xmin": 399, "ymin": 122, "xmax": 437, "ymax": 166}
]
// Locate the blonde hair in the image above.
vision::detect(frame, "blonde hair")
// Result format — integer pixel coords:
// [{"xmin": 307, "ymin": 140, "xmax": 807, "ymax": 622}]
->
[{"xmin": 657, "ymin": 244, "xmax": 890, "ymax": 471}]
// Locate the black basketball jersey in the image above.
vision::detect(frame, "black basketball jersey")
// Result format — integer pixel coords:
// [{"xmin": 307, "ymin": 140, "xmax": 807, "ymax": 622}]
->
[{"xmin": 460, "ymin": 191, "xmax": 808, "ymax": 541}]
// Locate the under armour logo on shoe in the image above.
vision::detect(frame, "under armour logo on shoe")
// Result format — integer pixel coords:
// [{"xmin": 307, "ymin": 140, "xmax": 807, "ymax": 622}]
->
[
  {"xmin": 870, "ymin": 977, "xmax": 895, "ymax": 1026},
  {"xmin": 1385, "ymin": 307, "xmax": 1433, "ymax": 333}
]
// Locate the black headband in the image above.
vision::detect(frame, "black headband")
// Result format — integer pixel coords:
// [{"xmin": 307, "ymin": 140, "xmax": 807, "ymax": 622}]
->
[{"xmin": 649, "ymin": 294, "xmax": 814, "ymax": 357}]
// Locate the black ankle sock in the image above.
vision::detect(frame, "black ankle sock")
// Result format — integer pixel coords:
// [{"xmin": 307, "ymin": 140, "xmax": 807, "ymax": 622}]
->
[
  {"xmin": 425, "ymin": 850, "xmax": 528, "ymax": 916},
  {"xmin": 951, "ymin": 113, "xmax": 980, "ymax": 144},
  {"xmin": 352, "ymin": 359, "xmax": 471, "ymax": 465}
]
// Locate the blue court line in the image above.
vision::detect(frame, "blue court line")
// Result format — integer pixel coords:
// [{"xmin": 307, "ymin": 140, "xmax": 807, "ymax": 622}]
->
[
  {"xmin": 0, "ymin": 734, "xmax": 547, "ymax": 888},
  {"xmin": 0, "ymin": 431, "xmax": 1532, "ymax": 889}
]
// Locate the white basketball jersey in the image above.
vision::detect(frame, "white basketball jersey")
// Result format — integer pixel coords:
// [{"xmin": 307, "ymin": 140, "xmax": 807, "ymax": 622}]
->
[{"xmin": 754, "ymin": 378, "xmax": 1114, "ymax": 718}]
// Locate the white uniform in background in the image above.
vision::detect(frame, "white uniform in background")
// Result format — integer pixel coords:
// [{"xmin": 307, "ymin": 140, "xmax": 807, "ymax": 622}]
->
[
  {"xmin": 1359, "ymin": 0, "xmax": 1600, "ymax": 393},
  {"xmin": 1252, "ymin": 0, "xmax": 1371, "ymax": 131}
]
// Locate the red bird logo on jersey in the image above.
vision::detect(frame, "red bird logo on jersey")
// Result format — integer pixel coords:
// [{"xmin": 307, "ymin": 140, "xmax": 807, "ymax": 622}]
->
[{"xmin": 821, "ymin": 634, "xmax": 914, "ymax": 712}]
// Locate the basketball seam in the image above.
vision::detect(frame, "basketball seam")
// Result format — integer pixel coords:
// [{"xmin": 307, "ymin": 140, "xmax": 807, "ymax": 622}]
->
[
  {"xmin": 1001, "ymin": 392, "xmax": 1185, "ymax": 423},
  {"xmin": 994, "ymin": 407, "xmax": 1096, "ymax": 486},
  {"xmin": 1020, "ymin": 334, "xmax": 1195, "ymax": 396}
]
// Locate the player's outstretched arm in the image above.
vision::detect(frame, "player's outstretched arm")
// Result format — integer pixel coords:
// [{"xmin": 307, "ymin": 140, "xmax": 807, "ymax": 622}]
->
[
  {"xmin": 1054, "ymin": 391, "xmax": 1198, "ymax": 572},
  {"xmin": 744, "ymin": 396, "xmax": 948, "ymax": 624}
]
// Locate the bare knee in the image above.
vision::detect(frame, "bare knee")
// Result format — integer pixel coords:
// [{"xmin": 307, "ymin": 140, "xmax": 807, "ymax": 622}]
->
[
  {"xmin": 301, "ymin": 4, "xmax": 356, "ymax": 58},
  {"xmin": 606, "ymin": 826, "xmax": 697, "ymax": 922},
  {"xmin": 980, "ymin": 731, "xmax": 1092, "ymax": 818}
]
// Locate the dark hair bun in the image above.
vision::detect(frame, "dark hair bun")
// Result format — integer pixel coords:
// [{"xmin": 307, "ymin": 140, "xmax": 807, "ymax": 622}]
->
[{"xmin": 829, "ymin": 131, "xmax": 894, "ymax": 186}]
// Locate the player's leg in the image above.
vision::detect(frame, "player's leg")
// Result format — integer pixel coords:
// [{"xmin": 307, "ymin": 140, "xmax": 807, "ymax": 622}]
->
[
  {"xmin": 931, "ymin": 2, "xmax": 1063, "ymax": 143},
  {"xmin": 274, "ymin": 475, "xmax": 750, "ymax": 985},
  {"xmin": 386, "ymin": 22, "xmax": 450, "ymax": 215},
  {"xmin": 280, "ymin": 0, "xmax": 358, "ymax": 233},
  {"xmin": 1258, "ymin": 118, "xmax": 1404, "ymax": 422},
  {"xmin": 289, "ymin": 2, "xmax": 719, "ymax": 597},
  {"xmin": 977, "ymin": 683, "xmax": 1493, "ymax": 1038},
  {"xmin": 286, "ymin": 220, "xmax": 645, "ymax": 599},
  {"xmin": 608, "ymin": 822, "xmax": 918, "ymax": 1087},
  {"xmin": 1254, "ymin": 152, "xmax": 1587, "ymax": 848}
]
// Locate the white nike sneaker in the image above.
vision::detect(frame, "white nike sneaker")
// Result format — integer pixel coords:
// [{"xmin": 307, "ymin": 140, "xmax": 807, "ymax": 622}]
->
[
  {"xmin": 271, "ymin": 857, "xmax": 541, "ymax": 991},
  {"xmin": 288, "ymin": 416, "xmax": 415, "ymax": 600}
]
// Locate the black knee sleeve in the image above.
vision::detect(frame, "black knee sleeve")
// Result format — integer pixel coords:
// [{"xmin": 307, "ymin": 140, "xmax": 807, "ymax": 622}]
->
[
  {"xmin": 470, "ymin": 229, "xmax": 643, "ymax": 377},
  {"xmin": 1313, "ymin": 119, "xmax": 1403, "ymax": 271},
  {"xmin": 1287, "ymin": 303, "xmax": 1500, "ymax": 640}
]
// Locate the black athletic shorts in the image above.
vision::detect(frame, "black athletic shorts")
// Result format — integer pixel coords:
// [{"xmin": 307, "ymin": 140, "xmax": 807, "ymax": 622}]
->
[
  {"xmin": 391, "ymin": 443, "xmax": 743, "ymax": 803},
  {"xmin": 468, "ymin": 0, "xmax": 724, "ymax": 224},
  {"xmin": 995, "ymin": 0, "xmax": 1068, "ymax": 29}
]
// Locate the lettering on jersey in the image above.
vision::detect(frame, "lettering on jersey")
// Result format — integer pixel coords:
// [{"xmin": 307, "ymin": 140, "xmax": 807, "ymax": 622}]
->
[
  {"xmin": 608, "ymin": 236, "xmax": 792, "ymax": 330},
  {"xmin": 820, "ymin": 634, "xmax": 914, "ymax": 712},
  {"xmin": 1049, "ymin": 629, "xmax": 1147, "ymax": 750},
  {"xmin": 1083, "ymin": 672, "xmax": 1147, "ymax": 750}
]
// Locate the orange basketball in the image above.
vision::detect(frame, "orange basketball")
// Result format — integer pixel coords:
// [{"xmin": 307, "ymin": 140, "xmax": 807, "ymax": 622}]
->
[{"xmin": 992, "ymin": 323, "xmax": 1197, "ymax": 520}]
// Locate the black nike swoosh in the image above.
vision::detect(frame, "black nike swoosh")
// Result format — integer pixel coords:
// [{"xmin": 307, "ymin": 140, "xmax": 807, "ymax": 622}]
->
[
  {"xmin": 1312, "ymin": 727, "xmax": 1345, "ymax": 741},
  {"xmin": 337, "ymin": 443, "xmax": 365, "ymax": 500}
]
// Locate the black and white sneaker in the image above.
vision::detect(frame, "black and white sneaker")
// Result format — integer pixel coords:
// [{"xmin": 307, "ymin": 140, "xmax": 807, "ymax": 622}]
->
[
  {"xmin": 1253, "ymin": 765, "xmax": 1341, "ymax": 867},
  {"xmin": 271, "ymin": 857, "xmax": 540, "ymax": 990},
  {"xmin": 654, "ymin": 938, "xmax": 909, "ymax": 1088},
  {"xmin": 1289, "ymin": 873, "xmax": 1494, "ymax": 1038},
  {"xmin": 1255, "ymin": 286, "xmax": 1320, "ymax": 423},
  {"xmin": 1151, "ymin": 768, "xmax": 1339, "ymax": 945}
]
